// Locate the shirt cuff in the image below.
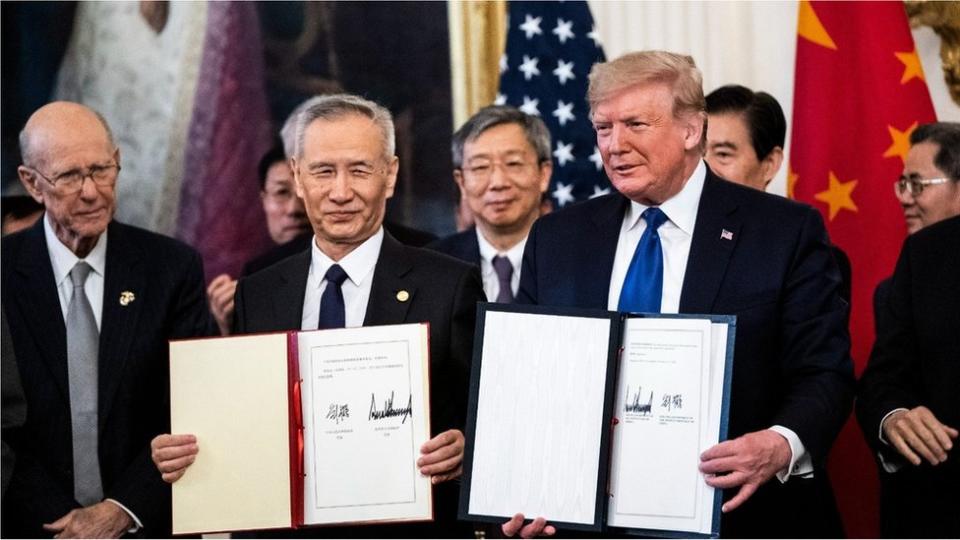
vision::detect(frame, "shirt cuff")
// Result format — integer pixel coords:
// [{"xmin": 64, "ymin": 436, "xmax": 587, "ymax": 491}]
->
[
  {"xmin": 104, "ymin": 498, "xmax": 142, "ymax": 534},
  {"xmin": 768, "ymin": 425, "xmax": 813, "ymax": 483},
  {"xmin": 877, "ymin": 408, "xmax": 910, "ymax": 473}
]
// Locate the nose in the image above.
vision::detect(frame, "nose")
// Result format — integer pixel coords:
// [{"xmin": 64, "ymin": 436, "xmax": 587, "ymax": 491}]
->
[
  {"xmin": 488, "ymin": 163, "xmax": 510, "ymax": 190},
  {"xmin": 77, "ymin": 175, "xmax": 100, "ymax": 201},
  {"xmin": 896, "ymin": 186, "xmax": 915, "ymax": 207},
  {"xmin": 327, "ymin": 173, "xmax": 353, "ymax": 203},
  {"xmin": 606, "ymin": 123, "xmax": 628, "ymax": 155}
]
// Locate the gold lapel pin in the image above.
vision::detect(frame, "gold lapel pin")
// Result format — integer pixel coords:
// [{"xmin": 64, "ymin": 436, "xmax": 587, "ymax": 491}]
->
[
  {"xmin": 119, "ymin": 291, "xmax": 136, "ymax": 306},
  {"xmin": 396, "ymin": 290, "xmax": 410, "ymax": 302}
]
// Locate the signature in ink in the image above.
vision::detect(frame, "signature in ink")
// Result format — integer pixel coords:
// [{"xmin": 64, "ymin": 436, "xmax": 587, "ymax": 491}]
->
[
  {"xmin": 661, "ymin": 393, "xmax": 683, "ymax": 411},
  {"xmin": 326, "ymin": 403, "xmax": 350, "ymax": 424},
  {"xmin": 369, "ymin": 391, "xmax": 413, "ymax": 424},
  {"xmin": 625, "ymin": 385, "xmax": 654, "ymax": 415}
]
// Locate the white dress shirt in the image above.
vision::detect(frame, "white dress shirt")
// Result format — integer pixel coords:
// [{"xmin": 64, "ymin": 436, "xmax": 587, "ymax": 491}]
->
[
  {"xmin": 300, "ymin": 228, "xmax": 383, "ymax": 330},
  {"xmin": 475, "ymin": 228, "xmax": 525, "ymax": 302},
  {"xmin": 43, "ymin": 214, "xmax": 143, "ymax": 529},
  {"xmin": 605, "ymin": 162, "xmax": 812, "ymax": 482}
]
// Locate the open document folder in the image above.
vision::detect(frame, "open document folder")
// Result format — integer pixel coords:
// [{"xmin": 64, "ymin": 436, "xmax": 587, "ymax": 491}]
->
[
  {"xmin": 460, "ymin": 304, "xmax": 735, "ymax": 538},
  {"xmin": 168, "ymin": 324, "xmax": 432, "ymax": 535}
]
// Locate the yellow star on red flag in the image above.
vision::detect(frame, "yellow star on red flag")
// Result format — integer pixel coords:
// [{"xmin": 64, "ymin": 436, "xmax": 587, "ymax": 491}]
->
[
  {"xmin": 894, "ymin": 48, "xmax": 925, "ymax": 84},
  {"xmin": 798, "ymin": 0, "xmax": 837, "ymax": 50},
  {"xmin": 883, "ymin": 121, "xmax": 918, "ymax": 164},
  {"xmin": 814, "ymin": 171, "xmax": 858, "ymax": 221}
]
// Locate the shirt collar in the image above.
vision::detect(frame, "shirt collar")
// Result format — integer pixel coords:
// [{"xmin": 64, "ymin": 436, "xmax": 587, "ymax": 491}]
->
[
  {"xmin": 309, "ymin": 227, "xmax": 384, "ymax": 288},
  {"xmin": 624, "ymin": 159, "xmax": 706, "ymax": 236},
  {"xmin": 43, "ymin": 212, "xmax": 108, "ymax": 287},
  {"xmin": 475, "ymin": 227, "xmax": 527, "ymax": 270}
]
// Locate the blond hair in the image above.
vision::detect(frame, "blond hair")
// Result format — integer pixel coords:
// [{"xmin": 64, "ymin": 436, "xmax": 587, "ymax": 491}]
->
[{"xmin": 588, "ymin": 51, "xmax": 705, "ymax": 117}]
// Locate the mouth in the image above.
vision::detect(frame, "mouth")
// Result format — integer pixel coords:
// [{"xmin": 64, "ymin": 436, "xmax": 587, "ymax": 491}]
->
[
  {"xmin": 325, "ymin": 210, "xmax": 360, "ymax": 222},
  {"xmin": 486, "ymin": 199, "xmax": 516, "ymax": 210}
]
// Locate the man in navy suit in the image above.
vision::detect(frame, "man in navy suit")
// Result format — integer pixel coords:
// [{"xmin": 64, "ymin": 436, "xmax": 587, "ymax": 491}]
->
[
  {"xmin": 1, "ymin": 102, "xmax": 212, "ymax": 537},
  {"xmin": 503, "ymin": 51, "xmax": 853, "ymax": 538},
  {"xmin": 429, "ymin": 106, "xmax": 552, "ymax": 303}
]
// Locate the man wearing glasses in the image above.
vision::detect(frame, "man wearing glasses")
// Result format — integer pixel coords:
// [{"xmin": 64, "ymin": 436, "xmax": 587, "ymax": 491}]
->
[
  {"xmin": 429, "ymin": 106, "xmax": 552, "ymax": 304},
  {"xmin": 1, "ymin": 101, "xmax": 212, "ymax": 537},
  {"xmin": 858, "ymin": 121, "xmax": 960, "ymax": 537}
]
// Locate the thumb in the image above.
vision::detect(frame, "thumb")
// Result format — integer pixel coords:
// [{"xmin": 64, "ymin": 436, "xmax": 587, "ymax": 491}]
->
[{"xmin": 43, "ymin": 511, "xmax": 74, "ymax": 532}]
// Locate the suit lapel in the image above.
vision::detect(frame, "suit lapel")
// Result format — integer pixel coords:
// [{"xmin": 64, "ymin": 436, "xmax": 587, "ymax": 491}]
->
[
  {"xmin": 273, "ymin": 250, "xmax": 311, "ymax": 330},
  {"xmin": 98, "ymin": 222, "xmax": 145, "ymax": 428},
  {"xmin": 363, "ymin": 233, "xmax": 415, "ymax": 326},
  {"xmin": 13, "ymin": 219, "xmax": 70, "ymax": 401},
  {"xmin": 679, "ymin": 170, "xmax": 742, "ymax": 313},
  {"xmin": 586, "ymin": 194, "xmax": 629, "ymax": 308}
]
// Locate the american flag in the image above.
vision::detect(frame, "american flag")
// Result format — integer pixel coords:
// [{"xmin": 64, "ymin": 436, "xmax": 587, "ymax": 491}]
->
[{"xmin": 496, "ymin": 0, "xmax": 609, "ymax": 208}]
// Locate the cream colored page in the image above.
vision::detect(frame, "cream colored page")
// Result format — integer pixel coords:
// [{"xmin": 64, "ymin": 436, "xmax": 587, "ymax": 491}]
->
[{"xmin": 170, "ymin": 334, "xmax": 292, "ymax": 534}]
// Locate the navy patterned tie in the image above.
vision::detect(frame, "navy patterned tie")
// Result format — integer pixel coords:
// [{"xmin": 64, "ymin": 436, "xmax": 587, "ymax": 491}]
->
[
  {"xmin": 618, "ymin": 207, "xmax": 668, "ymax": 314},
  {"xmin": 318, "ymin": 264, "xmax": 348, "ymax": 329},
  {"xmin": 492, "ymin": 255, "xmax": 515, "ymax": 303}
]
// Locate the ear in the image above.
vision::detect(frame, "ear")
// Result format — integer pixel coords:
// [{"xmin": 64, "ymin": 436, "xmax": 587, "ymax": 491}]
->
[
  {"xmin": 384, "ymin": 156, "xmax": 399, "ymax": 199},
  {"xmin": 17, "ymin": 166, "xmax": 45, "ymax": 205},
  {"xmin": 113, "ymin": 147, "xmax": 122, "ymax": 169},
  {"xmin": 453, "ymin": 169, "xmax": 468, "ymax": 199},
  {"xmin": 291, "ymin": 157, "xmax": 306, "ymax": 199},
  {"xmin": 760, "ymin": 146, "xmax": 784, "ymax": 186},
  {"xmin": 537, "ymin": 160, "xmax": 553, "ymax": 194},
  {"xmin": 682, "ymin": 112, "xmax": 706, "ymax": 152}
]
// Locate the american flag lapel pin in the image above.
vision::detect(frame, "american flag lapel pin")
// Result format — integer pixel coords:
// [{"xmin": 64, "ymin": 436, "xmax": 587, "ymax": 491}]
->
[{"xmin": 720, "ymin": 229, "xmax": 734, "ymax": 241}]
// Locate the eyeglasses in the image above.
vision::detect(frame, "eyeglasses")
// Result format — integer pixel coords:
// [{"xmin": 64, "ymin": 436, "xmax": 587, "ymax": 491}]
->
[
  {"xmin": 894, "ymin": 175, "xmax": 950, "ymax": 197},
  {"xmin": 461, "ymin": 159, "xmax": 539, "ymax": 183},
  {"xmin": 27, "ymin": 163, "xmax": 120, "ymax": 195}
]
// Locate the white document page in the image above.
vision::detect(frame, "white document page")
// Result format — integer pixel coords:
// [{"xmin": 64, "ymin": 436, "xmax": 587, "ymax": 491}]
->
[
  {"xmin": 298, "ymin": 324, "xmax": 431, "ymax": 525},
  {"xmin": 170, "ymin": 333, "xmax": 292, "ymax": 534},
  {"xmin": 468, "ymin": 311, "xmax": 612, "ymax": 526},
  {"xmin": 607, "ymin": 317, "xmax": 722, "ymax": 534}
]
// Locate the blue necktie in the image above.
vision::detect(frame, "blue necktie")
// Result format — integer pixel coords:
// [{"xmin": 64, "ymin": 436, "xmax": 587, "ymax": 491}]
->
[
  {"xmin": 618, "ymin": 207, "xmax": 668, "ymax": 314},
  {"xmin": 318, "ymin": 264, "xmax": 348, "ymax": 329},
  {"xmin": 492, "ymin": 255, "xmax": 515, "ymax": 303}
]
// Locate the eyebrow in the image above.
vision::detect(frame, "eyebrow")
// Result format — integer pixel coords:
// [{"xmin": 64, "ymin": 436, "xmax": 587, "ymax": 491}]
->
[
  {"xmin": 307, "ymin": 159, "xmax": 376, "ymax": 170},
  {"xmin": 708, "ymin": 141, "xmax": 738, "ymax": 151}
]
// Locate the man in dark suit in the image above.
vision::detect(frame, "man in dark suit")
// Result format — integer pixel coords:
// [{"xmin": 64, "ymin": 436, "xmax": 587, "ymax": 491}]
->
[
  {"xmin": 857, "ymin": 215, "xmax": 960, "ymax": 538},
  {"xmin": 429, "ymin": 106, "xmax": 552, "ymax": 303},
  {"xmin": 503, "ymin": 51, "xmax": 853, "ymax": 539},
  {"xmin": 151, "ymin": 94, "xmax": 484, "ymax": 537},
  {"xmin": 705, "ymin": 84, "xmax": 851, "ymax": 304},
  {"xmin": 1, "ymin": 102, "xmax": 212, "ymax": 537}
]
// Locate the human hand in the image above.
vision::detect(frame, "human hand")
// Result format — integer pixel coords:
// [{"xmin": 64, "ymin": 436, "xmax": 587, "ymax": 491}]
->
[
  {"xmin": 43, "ymin": 501, "xmax": 133, "ymax": 538},
  {"xmin": 207, "ymin": 274, "xmax": 237, "ymax": 336},
  {"xmin": 882, "ymin": 406, "xmax": 958, "ymax": 466},
  {"xmin": 417, "ymin": 429, "xmax": 464, "ymax": 484},
  {"xmin": 501, "ymin": 513, "xmax": 556, "ymax": 538},
  {"xmin": 151, "ymin": 433, "xmax": 199, "ymax": 483},
  {"xmin": 699, "ymin": 429, "xmax": 792, "ymax": 512}
]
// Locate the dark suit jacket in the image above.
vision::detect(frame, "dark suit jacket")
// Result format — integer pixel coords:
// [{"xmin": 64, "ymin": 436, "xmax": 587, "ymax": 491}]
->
[
  {"xmin": 1, "ymin": 219, "xmax": 213, "ymax": 537},
  {"xmin": 518, "ymin": 166, "xmax": 854, "ymax": 537},
  {"xmin": 2, "ymin": 304, "xmax": 27, "ymax": 498},
  {"xmin": 856, "ymin": 215, "xmax": 960, "ymax": 538},
  {"xmin": 427, "ymin": 227, "xmax": 481, "ymax": 266},
  {"xmin": 232, "ymin": 231, "xmax": 484, "ymax": 537}
]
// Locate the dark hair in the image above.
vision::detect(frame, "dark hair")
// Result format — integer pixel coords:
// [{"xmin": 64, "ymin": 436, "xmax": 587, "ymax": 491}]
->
[
  {"xmin": 705, "ymin": 84, "xmax": 786, "ymax": 161},
  {"xmin": 910, "ymin": 122, "xmax": 960, "ymax": 181},
  {"xmin": 451, "ymin": 105, "xmax": 551, "ymax": 169},
  {"xmin": 258, "ymin": 139, "xmax": 287, "ymax": 190}
]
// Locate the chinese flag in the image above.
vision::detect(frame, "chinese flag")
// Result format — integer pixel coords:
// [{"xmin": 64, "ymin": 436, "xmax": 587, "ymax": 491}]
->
[{"xmin": 790, "ymin": 1, "xmax": 936, "ymax": 537}]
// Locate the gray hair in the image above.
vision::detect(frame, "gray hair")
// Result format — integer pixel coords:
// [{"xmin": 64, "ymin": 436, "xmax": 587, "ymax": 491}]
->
[
  {"xmin": 19, "ymin": 105, "xmax": 116, "ymax": 167},
  {"xmin": 910, "ymin": 122, "xmax": 960, "ymax": 181},
  {"xmin": 292, "ymin": 94, "xmax": 396, "ymax": 160},
  {"xmin": 451, "ymin": 105, "xmax": 552, "ymax": 169},
  {"xmin": 280, "ymin": 96, "xmax": 326, "ymax": 158}
]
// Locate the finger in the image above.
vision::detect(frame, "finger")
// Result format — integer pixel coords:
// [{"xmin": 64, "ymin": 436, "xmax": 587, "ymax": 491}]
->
[
  {"xmin": 420, "ymin": 429, "xmax": 462, "ymax": 453},
  {"xmin": 701, "ymin": 439, "xmax": 738, "ymax": 460},
  {"xmin": 888, "ymin": 429, "xmax": 922, "ymax": 466},
  {"xmin": 909, "ymin": 414, "xmax": 949, "ymax": 461},
  {"xmin": 520, "ymin": 517, "xmax": 549, "ymax": 538},
  {"xmin": 502, "ymin": 514, "xmax": 526, "ymax": 537},
  {"xmin": 152, "ymin": 443, "xmax": 199, "ymax": 463},
  {"xmin": 704, "ymin": 470, "xmax": 749, "ymax": 489},
  {"xmin": 152, "ymin": 433, "xmax": 197, "ymax": 450},
  {"xmin": 42, "ymin": 514, "xmax": 71, "ymax": 532},
  {"xmin": 699, "ymin": 455, "xmax": 740, "ymax": 475},
  {"xmin": 722, "ymin": 482, "xmax": 758, "ymax": 512},
  {"xmin": 542, "ymin": 525, "xmax": 557, "ymax": 536},
  {"xmin": 418, "ymin": 440, "xmax": 462, "ymax": 467},
  {"xmin": 430, "ymin": 465, "xmax": 463, "ymax": 484},
  {"xmin": 420, "ymin": 454, "xmax": 462, "ymax": 477},
  {"xmin": 946, "ymin": 425, "xmax": 960, "ymax": 439},
  {"xmin": 899, "ymin": 423, "xmax": 941, "ymax": 465},
  {"xmin": 162, "ymin": 469, "xmax": 188, "ymax": 483},
  {"xmin": 157, "ymin": 453, "xmax": 197, "ymax": 474},
  {"xmin": 919, "ymin": 415, "xmax": 956, "ymax": 453}
]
